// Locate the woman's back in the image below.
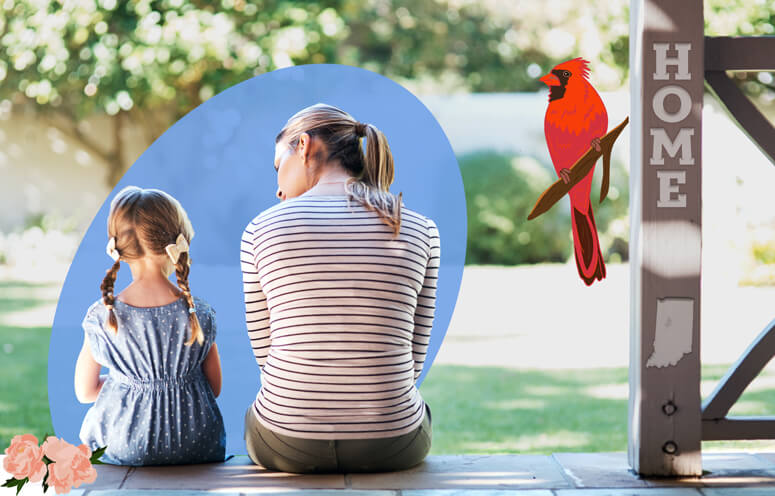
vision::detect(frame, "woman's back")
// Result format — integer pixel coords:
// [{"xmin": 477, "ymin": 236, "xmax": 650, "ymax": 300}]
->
[
  {"xmin": 241, "ymin": 195, "xmax": 440, "ymax": 440},
  {"xmin": 79, "ymin": 297, "xmax": 226, "ymax": 465}
]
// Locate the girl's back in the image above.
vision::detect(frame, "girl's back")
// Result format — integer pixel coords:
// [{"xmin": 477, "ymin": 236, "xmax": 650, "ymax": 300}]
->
[{"xmin": 79, "ymin": 296, "xmax": 225, "ymax": 465}]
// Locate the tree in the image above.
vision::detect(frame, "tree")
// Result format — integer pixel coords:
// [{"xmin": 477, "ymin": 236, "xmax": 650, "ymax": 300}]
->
[
  {"xmin": 0, "ymin": 0, "xmax": 553, "ymax": 185},
  {"xmin": 1, "ymin": 0, "xmax": 771, "ymax": 186}
]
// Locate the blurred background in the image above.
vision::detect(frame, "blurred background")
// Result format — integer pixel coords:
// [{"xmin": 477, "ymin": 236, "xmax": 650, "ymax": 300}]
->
[{"xmin": 2, "ymin": 0, "xmax": 775, "ymax": 455}]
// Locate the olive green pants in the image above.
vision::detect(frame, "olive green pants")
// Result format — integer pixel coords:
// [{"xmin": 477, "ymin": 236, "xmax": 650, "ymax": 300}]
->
[{"xmin": 243, "ymin": 404, "xmax": 432, "ymax": 473}]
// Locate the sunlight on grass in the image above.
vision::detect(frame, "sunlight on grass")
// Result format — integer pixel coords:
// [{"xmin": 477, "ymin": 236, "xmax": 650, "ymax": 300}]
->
[
  {"xmin": 0, "ymin": 280, "xmax": 59, "ymax": 328},
  {"xmin": 729, "ymin": 400, "xmax": 773, "ymax": 415},
  {"xmin": 424, "ymin": 363, "xmax": 775, "ymax": 454},
  {"xmin": 523, "ymin": 385, "xmax": 568, "ymax": 396},
  {"xmin": 482, "ymin": 399, "xmax": 546, "ymax": 410},
  {"xmin": 585, "ymin": 383, "xmax": 629, "ymax": 400},
  {"xmin": 421, "ymin": 365, "xmax": 630, "ymax": 454},
  {"xmin": 465, "ymin": 431, "xmax": 590, "ymax": 452},
  {"xmin": 0, "ymin": 280, "xmax": 56, "ymax": 448}
]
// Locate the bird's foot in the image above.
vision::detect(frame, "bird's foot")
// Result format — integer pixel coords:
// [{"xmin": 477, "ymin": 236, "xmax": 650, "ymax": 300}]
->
[
  {"xmin": 591, "ymin": 137, "xmax": 602, "ymax": 152},
  {"xmin": 559, "ymin": 168, "xmax": 571, "ymax": 184}
]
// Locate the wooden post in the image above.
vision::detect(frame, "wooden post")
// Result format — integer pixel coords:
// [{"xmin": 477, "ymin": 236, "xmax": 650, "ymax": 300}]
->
[{"xmin": 629, "ymin": 0, "xmax": 703, "ymax": 476}]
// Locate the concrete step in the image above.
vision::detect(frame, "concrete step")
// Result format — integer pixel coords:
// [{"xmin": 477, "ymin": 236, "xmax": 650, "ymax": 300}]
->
[{"xmin": 4, "ymin": 453, "xmax": 775, "ymax": 494}]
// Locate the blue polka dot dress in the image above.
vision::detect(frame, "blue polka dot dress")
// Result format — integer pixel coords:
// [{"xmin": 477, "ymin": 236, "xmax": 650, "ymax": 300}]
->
[{"xmin": 79, "ymin": 296, "xmax": 226, "ymax": 466}]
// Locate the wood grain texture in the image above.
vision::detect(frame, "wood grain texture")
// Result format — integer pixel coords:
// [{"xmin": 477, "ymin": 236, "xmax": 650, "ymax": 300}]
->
[{"xmin": 628, "ymin": 0, "xmax": 703, "ymax": 477}]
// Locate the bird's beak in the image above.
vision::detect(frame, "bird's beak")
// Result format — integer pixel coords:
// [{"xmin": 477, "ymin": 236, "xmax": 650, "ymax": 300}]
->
[{"xmin": 540, "ymin": 73, "xmax": 561, "ymax": 86}]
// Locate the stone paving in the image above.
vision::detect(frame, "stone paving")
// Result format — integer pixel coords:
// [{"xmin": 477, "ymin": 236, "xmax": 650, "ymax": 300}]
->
[{"xmin": 4, "ymin": 453, "xmax": 775, "ymax": 495}]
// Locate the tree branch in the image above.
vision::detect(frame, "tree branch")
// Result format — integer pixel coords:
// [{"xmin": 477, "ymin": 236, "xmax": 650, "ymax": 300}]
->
[
  {"xmin": 108, "ymin": 110, "xmax": 124, "ymax": 186},
  {"xmin": 40, "ymin": 111, "xmax": 114, "ymax": 166},
  {"xmin": 527, "ymin": 116, "xmax": 629, "ymax": 221}
]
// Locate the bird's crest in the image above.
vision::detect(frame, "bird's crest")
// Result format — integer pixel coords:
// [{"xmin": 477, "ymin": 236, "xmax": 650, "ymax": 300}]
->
[{"xmin": 553, "ymin": 57, "xmax": 591, "ymax": 80}]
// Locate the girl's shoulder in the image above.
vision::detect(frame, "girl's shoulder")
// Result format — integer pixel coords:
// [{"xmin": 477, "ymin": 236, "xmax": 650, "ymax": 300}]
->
[
  {"xmin": 191, "ymin": 296, "xmax": 215, "ymax": 318},
  {"xmin": 191, "ymin": 296, "xmax": 217, "ymax": 343},
  {"xmin": 84, "ymin": 298, "xmax": 108, "ymax": 322},
  {"xmin": 82, "ymin": 298, "xmax": 110, "ymax": 338}
]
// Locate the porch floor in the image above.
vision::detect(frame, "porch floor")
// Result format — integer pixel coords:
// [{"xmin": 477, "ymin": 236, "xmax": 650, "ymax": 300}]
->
[{"xmin": 6, "ymin": 452, "xmax": 775, "ymax": 495}]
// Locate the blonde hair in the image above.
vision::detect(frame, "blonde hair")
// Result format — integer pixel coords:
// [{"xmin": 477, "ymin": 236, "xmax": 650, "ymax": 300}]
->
[
  {"xmin": 101, "ymin": 186, "xmax": 203, "ymax": 346},
  {"xmin": 276, "ymin": 103, "xmax": 402, "ymax": 235}
]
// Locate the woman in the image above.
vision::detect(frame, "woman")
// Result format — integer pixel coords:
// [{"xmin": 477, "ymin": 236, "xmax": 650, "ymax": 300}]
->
[{"xmin": 240, "ymin": 103, "xmax": 440, "ymax": 473}]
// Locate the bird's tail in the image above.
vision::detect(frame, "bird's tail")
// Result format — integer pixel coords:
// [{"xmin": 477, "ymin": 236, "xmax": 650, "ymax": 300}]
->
[{"xmin": 571, "ymin": 204, "xmax": 606, "ymax": 286}]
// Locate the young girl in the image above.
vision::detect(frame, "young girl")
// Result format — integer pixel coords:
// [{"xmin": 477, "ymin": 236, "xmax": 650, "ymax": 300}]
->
[{"xmin": 75, "ymin": 186, "xmax": 226, "ymax": 466}]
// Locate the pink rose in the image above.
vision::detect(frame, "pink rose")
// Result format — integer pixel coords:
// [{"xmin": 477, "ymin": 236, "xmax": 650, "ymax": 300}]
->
[
  {"xmin": 42, "ymin": 437, "xmax": 97, "ymax": 494},
  {"xmin": 3, "ymin": 434, "xmax": 46, "ymax": 483}
]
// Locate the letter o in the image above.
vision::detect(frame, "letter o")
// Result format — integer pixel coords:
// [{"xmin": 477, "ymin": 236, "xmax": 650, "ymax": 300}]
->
[{"xmin": 653, "ymin": 85, "xmax": 692, "ymax": 123}]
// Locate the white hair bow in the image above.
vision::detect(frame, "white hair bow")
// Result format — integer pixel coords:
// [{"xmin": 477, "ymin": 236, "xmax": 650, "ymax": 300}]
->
[
  {"xmin": 106, "ymin": 237, "xmax": 120, "ymax": 262},
  {"xmin": 165, "ymin": 234, "xmax": 190, "ymax": 264}
]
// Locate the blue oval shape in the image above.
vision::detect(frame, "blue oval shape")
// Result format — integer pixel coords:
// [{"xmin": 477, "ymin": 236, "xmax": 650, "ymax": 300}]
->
[{"xmin": 49, "ymin": 64, "xmax": 466, "ymax": 455}]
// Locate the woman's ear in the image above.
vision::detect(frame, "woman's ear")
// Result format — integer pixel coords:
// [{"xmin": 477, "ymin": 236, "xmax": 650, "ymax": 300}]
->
[{"xmin": 298, "ymin": 132, "xmax": 312, "ymax": 166}]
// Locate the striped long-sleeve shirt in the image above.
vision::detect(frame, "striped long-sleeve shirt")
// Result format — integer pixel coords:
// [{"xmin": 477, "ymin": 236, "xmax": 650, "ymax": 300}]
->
[{"xmin": 240, "ymin": 194, "xmax": 440, "ymax": 440}]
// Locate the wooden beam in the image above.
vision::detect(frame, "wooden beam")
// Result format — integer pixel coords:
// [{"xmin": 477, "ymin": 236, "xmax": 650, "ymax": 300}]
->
[
  {"xmin": 705, "ymin": 36, "xmax": 775, "ymax": 71},
  {"xmin": 703, "ymin": 418, "xmax": 775, "ymax": 441},
  {"xmin": 705, "ymin": 70, "xmax": 775, "ymax": 167},
  {"xmin": 629, "ymin": 0, "xmax": 703, "ymax": 477},
  {"xmin": 702, "ymin": 318, "xmax": 775, "ymax": 421}
]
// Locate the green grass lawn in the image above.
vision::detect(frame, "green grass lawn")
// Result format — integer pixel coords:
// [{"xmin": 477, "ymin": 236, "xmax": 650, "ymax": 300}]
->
[
  {"xmin": 2, "ymin": 278, "xmax": 775, "ymax": 454},
  {"xmin": 0, "ymin": 281, "xmax": 56, "ymax": 448},
  {"xmin": 422, "ymin": 364, "xmax": 775, "ymax": 454}
]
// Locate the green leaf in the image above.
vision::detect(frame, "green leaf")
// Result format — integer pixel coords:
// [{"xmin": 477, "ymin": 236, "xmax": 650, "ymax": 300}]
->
[
  {"xmin": 90, "ymin": 445, "xmax": 108, "ymax": 464},
  {"xmin": 2, "ymin": 478, "xmax": 18, "ymax": 488},
  {"xmin": 2, "ymin": 477, "xmax": 29, "ymax": 496}
]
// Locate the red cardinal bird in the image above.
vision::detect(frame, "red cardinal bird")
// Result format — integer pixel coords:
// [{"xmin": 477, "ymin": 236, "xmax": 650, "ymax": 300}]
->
[{"xmin": 541, "ymin": 57, "xmax": 608, "ymax": 286}]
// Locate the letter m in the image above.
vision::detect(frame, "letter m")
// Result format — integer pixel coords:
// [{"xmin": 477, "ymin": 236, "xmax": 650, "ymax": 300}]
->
[{"xmin": 650, "ymin": 128, "xmax": 695, "ymax": 165}]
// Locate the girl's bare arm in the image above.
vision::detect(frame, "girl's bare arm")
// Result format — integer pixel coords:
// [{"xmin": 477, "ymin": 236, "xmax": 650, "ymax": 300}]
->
[
  {"xmin": 74, "ymin": 340, "xmax": 105, "ymax": 403},
  {"xmin": 202, "ymin": 343, "xmax": 222, "ymax": 397}
]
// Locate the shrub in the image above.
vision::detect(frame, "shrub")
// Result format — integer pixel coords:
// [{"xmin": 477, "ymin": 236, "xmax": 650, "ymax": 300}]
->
[{"xmin": 459, "ymin": 150, "xmax": 629, "ymax": 265}]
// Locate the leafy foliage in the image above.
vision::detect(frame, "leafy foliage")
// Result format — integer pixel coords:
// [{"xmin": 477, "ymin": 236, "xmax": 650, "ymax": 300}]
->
[
  {"xmin": 460, "ymin": 150, "xmax": 629, "ymax": 265},
  {"xmin": 0, "ymin": 0, "xmax": 560, "ymax": 120},
  {"xmin": 0, "ymin": 0, "xmax": 771, "ymax": 118},
  {"xmin": 704, "ymin": 0, "xmax": 775, "ymax": 106},
  {"xmin": 460, "ymin": 151, "xmax": 571, "ymax": 265}
]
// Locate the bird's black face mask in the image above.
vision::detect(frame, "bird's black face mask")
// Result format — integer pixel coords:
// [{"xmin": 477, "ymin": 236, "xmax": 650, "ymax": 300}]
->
[{"xmin": 549, "ymin": 69, "xmax": 571, "ymax": 102}]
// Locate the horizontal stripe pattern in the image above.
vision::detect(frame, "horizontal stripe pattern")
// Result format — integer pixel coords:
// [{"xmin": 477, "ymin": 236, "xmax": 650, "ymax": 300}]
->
[{"xmin": 241, "ymin": 195, "xmax": 440, "ymax": 440}]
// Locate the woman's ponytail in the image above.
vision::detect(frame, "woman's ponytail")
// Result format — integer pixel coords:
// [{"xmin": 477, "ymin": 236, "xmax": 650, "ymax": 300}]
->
[
  {"xmin": 346, "ymin": 123, "xmax": 402, "ymax": 236},
  {"xmin": 276, "ymin": 104, "xmax": 403, "ymax": 236},
  {"xmin": 100, "ymin": 260, "xmax": 121, "ymax": 334},
  {"xmin": 361, "ymin": 124, "xmax": 393, "ymax": 191}
]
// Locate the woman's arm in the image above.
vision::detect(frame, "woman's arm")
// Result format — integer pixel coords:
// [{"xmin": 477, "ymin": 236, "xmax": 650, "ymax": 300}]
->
[
  {"xmin": 241, "ymin": 222, "xmax": 271, "ymax": 369},
  {"xmin": 74, "ymin": 340, "xmax": 105, "ymax": 403},
  {"xmin": 412, "ymin": 218, "xmax": 441, "ymax": 382},
  {"xmin": 202, "ymin": 343, "xmax": 222, "ymax": 397}
]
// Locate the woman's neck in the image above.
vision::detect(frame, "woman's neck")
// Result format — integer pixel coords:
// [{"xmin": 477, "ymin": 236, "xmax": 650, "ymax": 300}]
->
[{"xmin": 303, "ymin": 167, "xmax": 353, "ymax": 196}]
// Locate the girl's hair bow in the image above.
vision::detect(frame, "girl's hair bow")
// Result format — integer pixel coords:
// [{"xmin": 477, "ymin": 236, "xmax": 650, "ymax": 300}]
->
[
  {"xmin": 165, "ymin": 234, "xmax": 190, "ymax": 265},
  {"xmin": 106, "ymin": 237, "xmax": 120, "ymax": 262}
]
